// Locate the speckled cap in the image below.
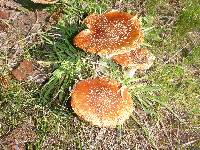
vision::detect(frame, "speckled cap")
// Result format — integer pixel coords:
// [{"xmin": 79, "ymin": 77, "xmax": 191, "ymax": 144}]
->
[
  {"xmin": 112, "ymin": 48, "xmax": 155, "ymax": 70},
  {"xmin": 73, "ymin": 10, "xmax": 143, "ymax": 57},
  {"xmin": 71, "ymin": 77, "xmax": 133, "ymax": 128}
]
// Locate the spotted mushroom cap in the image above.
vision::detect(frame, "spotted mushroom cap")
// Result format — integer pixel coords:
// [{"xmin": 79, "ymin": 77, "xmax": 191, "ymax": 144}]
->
[
  {"xmin": 73, "ymin": 10, "xmax": 143, "ymax": 57},
  {"xmin": 71, "ymin": 77, "xmax": 133, "ymax": 128},
  {"xmin": 112, "ymin": 48, "xmax": 155, "ymax": 70}
]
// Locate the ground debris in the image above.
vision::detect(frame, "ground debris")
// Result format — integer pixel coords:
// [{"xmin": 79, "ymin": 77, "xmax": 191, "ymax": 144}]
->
[
  {"xmin": 0, "ymin": 9, "xmax": 10, "ymax": 19},
  {"xmin": 12, "ymin": 60, "xmax": 34, "ymax": 81},
  {"xmin": 0, "ymin": 0, "xmax": 51, "ymax": 57},
  {"xmin": 0, "ymin": 21, "xmax": 9, "ymax": 31},
  {"xmin": 11, "ymin": 60, "xmax": 48, "ymax": 83},
  {"xmin": 112, "ymin": 0, "xmax": 146, "ymax": 16},
  {"xmin": 0, "ymin": 75, "xmax": 10, "ymax": 90},
  {"xmin": 0, "ymin": 9, "xmax": 10, "ymax": 31},
  {"xmin": 0, "ymin": 121, "xmax": 36, "ymax": 150}
]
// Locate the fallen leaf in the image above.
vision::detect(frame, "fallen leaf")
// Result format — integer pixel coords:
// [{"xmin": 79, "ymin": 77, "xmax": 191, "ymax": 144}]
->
[
  {"xmin": 12, "ymin": 60, "xmax": 34, "ymax": 81},
  {"xmin": 0, "ymin": 10, "xmax": 10, "ymax": 19}
]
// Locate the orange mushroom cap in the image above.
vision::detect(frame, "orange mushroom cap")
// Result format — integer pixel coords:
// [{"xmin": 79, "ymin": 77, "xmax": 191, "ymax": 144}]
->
[
  {"xmin": 71, "ymin": 77, "xmax": 133, "ymax": 128},
  {"xmin": 112, "ymin": 48, "xmax": 155, "ymax": 70},
  {"xmin": 73, "ymin": 10, "xmax": 143, "ymax": 56}
]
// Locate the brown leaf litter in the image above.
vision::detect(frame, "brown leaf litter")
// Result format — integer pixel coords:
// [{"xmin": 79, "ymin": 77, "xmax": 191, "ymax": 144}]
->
[
  {"xmin": 0, "ymin": 121, "xmax": 36, "ymax": 150},
  {"xmin": 12, "ymin": 60, "xmax": 34, "ymax": 81},
  {"xmin": 0, "ymin": 75, "xmax": 10, "ymax": 90},
  {"xmin": 11, "ymin": 60, "xmax": 48, "ymax": 83}
]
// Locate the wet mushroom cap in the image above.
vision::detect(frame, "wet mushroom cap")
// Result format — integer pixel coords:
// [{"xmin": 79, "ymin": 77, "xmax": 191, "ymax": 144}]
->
[
  {"xmin": 71, "ymin": 77, "xmax": 133, "ymax": 128},
  {"xmin": 73, "ymin": 10, "xmax": 143, "ymax": 56},
  {"xmin": 112, "ymin": 48, "xmax": 155, "ymax": 70}
]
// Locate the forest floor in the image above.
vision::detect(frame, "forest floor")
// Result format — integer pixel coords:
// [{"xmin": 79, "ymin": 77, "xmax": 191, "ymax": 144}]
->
[{"xmin": 0, "ymin": 0, "xmax": 200, "ymax": 149}]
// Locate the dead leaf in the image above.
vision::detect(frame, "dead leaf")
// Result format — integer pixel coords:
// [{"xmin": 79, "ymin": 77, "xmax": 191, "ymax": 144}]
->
[
  {"xmin": 31, "ymin": 0, "xmax": 58, "ymax": 4},
  {"xmin": 0, "ymin": 10, "xmax": 10, "ymax": 19},
  {"xmin": 12, "ymin": 60, "xmax": 34, "ymax": 81},
  {"xmin": 0, "ymin": 10, "xmax": 10, "ymax": 31}
]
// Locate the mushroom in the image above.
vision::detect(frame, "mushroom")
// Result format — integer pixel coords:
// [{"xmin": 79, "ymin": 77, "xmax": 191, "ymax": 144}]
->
[
  {"xmin": 112, "ymin": 48, "xmax": 155, "ymax": 70},
  {"xmin": 73, "ymin": 10, "xmax": 143, "ymax": 57},
  {"xmin": 31, "ymin": 0, "xmax": 58, "ymax": 4},
  {"xmin": 71, "ymin": 77, "xmax": 133, "ymax": 128}
]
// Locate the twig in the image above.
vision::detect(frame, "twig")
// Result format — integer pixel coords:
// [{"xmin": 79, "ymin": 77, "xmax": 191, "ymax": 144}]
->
[{"xmin": 182, "ymin": 139, "xmax": 199, "ymax": 147}]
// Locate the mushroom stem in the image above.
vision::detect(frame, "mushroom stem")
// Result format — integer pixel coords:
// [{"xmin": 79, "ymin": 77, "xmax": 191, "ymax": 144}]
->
[{"xmin": 126, "ymin": 68, "xmax": 137, "ymax": 78}]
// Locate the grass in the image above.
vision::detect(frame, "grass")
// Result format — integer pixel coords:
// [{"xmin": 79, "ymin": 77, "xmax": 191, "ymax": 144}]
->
[{"xmin": 0, "ymin": 0, "xmax": 200, "ymax": 149}]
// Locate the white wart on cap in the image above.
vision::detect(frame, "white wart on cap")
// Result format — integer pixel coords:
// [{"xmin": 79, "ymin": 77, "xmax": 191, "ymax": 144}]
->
[
  {"xmin": 73, "ymin": 10, "xmax": 143, "ymax": 56},
  {"xmin": 71, "ymin": 77, "xmax": 133, "ymax": 128}
]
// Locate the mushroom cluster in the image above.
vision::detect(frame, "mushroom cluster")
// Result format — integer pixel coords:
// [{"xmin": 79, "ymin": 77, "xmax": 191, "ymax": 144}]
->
[
  {"xmin": 74, "ymin": 9, "xmax": 155, "ymax": 72},
  {"xmin": 71, "ymin": 10, "xmax": 155, "ymax": 128}
]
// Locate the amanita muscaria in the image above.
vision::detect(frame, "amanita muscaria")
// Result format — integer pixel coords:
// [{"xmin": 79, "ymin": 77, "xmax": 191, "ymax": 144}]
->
[
  {"xmin": 74, "ymin": 9, "xmax": 155, "ymax": 77},
  {"xmin": 71, "ymin": 77, "xmax": 133, "ymax": 128},
  {"xmin": 73, "ymin": 10, "xmax": 143, "ymax": 57},
  {"xmin": 112, "ymin": 48, "xmax": 155, "ymax": 71}
]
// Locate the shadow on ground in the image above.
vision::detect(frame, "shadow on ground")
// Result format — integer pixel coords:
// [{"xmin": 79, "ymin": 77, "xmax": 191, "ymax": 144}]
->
[{"xmin": 15, "ymin": 0, "xmax": 51, "ymax": 10}]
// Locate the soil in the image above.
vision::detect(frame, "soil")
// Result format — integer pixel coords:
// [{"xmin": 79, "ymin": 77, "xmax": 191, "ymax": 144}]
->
[
  {"xmin": 0, "ymin": 0, "xmax": 52, "ymax": 69},
  {"xmin": 0, "ymin": 1, "xmax": 53, "ymax": 147},
  {"xmin": 0, "ymin": 0, "xmax": 199, "ymax": 149}
]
